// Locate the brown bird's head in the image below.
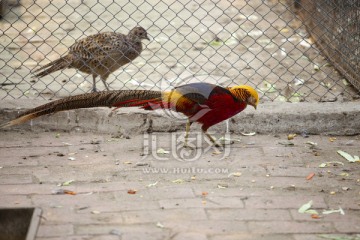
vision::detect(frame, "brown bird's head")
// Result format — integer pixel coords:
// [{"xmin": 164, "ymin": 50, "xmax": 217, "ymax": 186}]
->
[
  {"xmin": 130, "ymin": 26, "xmax": 150, "ymax": 41},
  {"xmin": 229, "ymin": 85, "xmax": 259, "ymax": 109}
]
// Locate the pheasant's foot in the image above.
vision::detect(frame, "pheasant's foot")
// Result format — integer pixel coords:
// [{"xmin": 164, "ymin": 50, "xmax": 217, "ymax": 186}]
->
[
  {"xmin": 218, "ymin": 137, "xmax": 239, "ymax": 146},
  {"xmin": 206, "ymin": 136, "xmax": 231, "ymax": 148},
  {"xmin": 212, "ymin": 143, "xmax": 224, "ymax": 152}
]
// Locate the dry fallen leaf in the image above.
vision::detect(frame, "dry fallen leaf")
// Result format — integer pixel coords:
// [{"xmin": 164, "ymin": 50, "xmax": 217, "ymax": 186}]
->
[
  {"xmin": 260, "ymin": 81, "xmax": 277, "ymax": 93},
  {"xmin": 64, "ymin": 190, "xmax": 76, "ymax": 195},
  {"xmin": 299, "ymin": 39, "xmax": 311, "ymax": 48},
  {"xmin": 156, "ymin": 148, "xmax": 170, "ymax": 154},
  {"xmin": 298, "ymin": 201, "xmax": 311, "ymax": 213},
  {"xmin": 52, "ymin": 189, "xmax": 77, "ymax": 195},
  {"xmin": 322, "ymin": 207, "xmax": 345, "ymax": 215},
  {"xmin": 318, "ymin": 161, "xmax": 344, "ymax": 168},
  {"xmin": 147, "ymin": 181, "xmax": 158, "ymax": 188},
  {"xmin": 306, "ymin": 173, "xmax": 315, "ymax": 180},
  {"xmin": 240, "ymin": 132, "xmax": 256, "ymax": 136},
  {"xmin": 172, "ymin": 179, "xmax": 184, "ymax": 184},
  {"xmin": 278, "ymin": 141, "xmax": 294, "ymax": 146},
  {"xmin": 298, "ymin": 200, "xmax": 317, "ymax": 214},
  {"xmin": 212, "ymin": 151, "xmax": 222, "ymax": 155},
  {"xmin": 306, "ymin": 141, "xmax": 317, "ymax": 146},
  {"xmin": 339, "ymin": 172, "xmax": 349, "ymax": 177},
  {"xmin": 228, "ymin": 172, "xmax": 242, "ymax": 177},
  {"xmin": 337, "ymin": 150, "xmax": 360, "ymax": 163},
  {"xmin": 127, "ymin": 189, "xmax": 137, "ymax": 194},
  {"xmin": 156, "ymin": 222, "xmax": 164, "ymax": 228},
  {"xmin": 293, "ymin": 77, "xmax": 305, "ymax": 86},
  {"xmin": 58, "ymin": 180, "xmax": 75, "ymax": 186},
  {"xmin": 313, "ymin": 64, "xmax": 320, "ymax": 71},
  {"xmin": 288, "ymin": 134, "xmax": 297, "ymax": 140},
  {"xmin": 217, "ymin": 183, "xmax": 228, "ymax": 189},
  {"xmin": 304, "ymin": 209, "xmax": 319, "ymax": 215},
  {"xmin": 202, "ymin": 191, "xmax": 208, "ymax": 196},
  {"xmin": 311, "ymin": 214, "xmax": 321, "ymax": 219}
]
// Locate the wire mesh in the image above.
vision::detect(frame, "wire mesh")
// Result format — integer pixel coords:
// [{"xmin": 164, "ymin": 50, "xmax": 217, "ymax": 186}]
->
[
  {"xmin": 0, "ymin": 0, "xmax": 359, "ymax": 102},
  {"xmin": 294, "ymin": 0, "xmax": 360, "ymax": 92}
]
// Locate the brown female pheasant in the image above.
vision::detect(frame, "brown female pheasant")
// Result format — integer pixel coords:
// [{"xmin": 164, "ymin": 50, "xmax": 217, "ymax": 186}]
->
[{"xmin": 33, "ymin": 26, "xmax": 149, "ymax": 92}]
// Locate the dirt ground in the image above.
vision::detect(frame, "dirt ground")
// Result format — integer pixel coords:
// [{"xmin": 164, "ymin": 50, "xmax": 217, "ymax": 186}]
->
[{"xmin": 0, "ymin": 0, "xmax": 358, "ymax": 101}]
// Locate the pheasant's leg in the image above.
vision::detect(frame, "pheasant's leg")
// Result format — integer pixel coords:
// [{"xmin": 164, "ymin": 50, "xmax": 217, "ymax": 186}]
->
[
  {"xmin": 101, "ymin": 76, "xmax": 110, "ymax": 91},
  {"xmin": 92, "ymin": 75, "xmax": 98, "ymax": 92},
  {"xmin": 202, "ymin": 129, "xmax": 222, "ymax": 151},
  {"xmin": 225, "ymin": 119, "xmax": 229, "ymax": 133},
  {"xmin": 218, "ymin": 119, "xmax": 235, "ymax": 145},
  {"xmin": 183, "ymin": 120, "xmax": 193, "ymax": 148},
  {"xmin": 204, "ymin": 131, "xmax": 218, "ymax": 146},
  {"xmin": 204, "ymin": 130, "xmax": 224, "ymax": 152}
]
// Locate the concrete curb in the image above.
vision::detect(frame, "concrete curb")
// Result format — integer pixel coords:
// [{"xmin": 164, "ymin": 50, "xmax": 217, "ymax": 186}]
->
[{"xmin": 1, "ymin": 99, "xmax": 360, "ymax": 135}]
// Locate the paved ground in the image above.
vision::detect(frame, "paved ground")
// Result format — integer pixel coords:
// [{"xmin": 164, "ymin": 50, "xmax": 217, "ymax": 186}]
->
[
  {"xmin": 1, "ymin": 1, "xmax": 360, "ymax": 239},
  {"xmin": 0, "ymin": 129, "xmax": 359, "ymax": 240}
]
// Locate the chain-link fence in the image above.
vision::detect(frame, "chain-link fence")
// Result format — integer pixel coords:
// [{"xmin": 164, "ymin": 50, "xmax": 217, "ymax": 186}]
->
[
  {"xmin": 0, "ymin": 0, "xmax": 359, "ymax": 102},
  {"xmin": 293, "ymin": 0, "xmax": 360, "ymax": 92}
]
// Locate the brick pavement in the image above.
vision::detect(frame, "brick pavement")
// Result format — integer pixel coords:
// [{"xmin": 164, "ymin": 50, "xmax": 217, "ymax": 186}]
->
[{"xmin": 0, "ymin": 130, "xmax": 359, "ymax": 239}]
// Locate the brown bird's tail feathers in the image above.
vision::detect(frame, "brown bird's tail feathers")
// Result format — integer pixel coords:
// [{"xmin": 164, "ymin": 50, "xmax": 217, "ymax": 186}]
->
[
  {"xmin": 32, "ymin": 55, "xmax": 73, "ymax": 78},
  {"xmin": 1, "ymin": 90, "xmax": 162, "ymax": 128}
]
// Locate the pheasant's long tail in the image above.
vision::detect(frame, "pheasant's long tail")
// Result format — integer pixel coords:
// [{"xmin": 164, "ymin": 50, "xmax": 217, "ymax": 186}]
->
[
  {"xmin": 32, "ymin": 55, "xmax": 73, "ymax": 78},
  {"xmin": 1, "ymin": 90, "xmax": 162, "ymax": 128}
]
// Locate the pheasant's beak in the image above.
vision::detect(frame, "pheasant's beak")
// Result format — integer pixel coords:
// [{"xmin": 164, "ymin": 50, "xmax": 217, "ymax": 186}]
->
[
  {"xmin": 247, "ymin": 97, "xmax": 257, "ymax": 110},
  {"xmin": 250, "ymin": 103, "xmax": 257, "ymax": 110}
]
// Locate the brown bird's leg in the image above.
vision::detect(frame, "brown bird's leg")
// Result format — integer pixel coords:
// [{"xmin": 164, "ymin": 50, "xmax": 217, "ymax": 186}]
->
[
  {"xmin": 92, "ymin": 74, "xmax": 98, "ymax": 92},
  {"xmin": 183, "ymin": 119, "xmax": 193, "ymax": 148},
  {"xmin": 100, "ymin": 76, "xmax": 110, "ymax": 91}
]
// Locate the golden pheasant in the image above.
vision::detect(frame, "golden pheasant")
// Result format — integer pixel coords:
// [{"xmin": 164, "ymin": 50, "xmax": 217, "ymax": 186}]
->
[
  {"xmin": 33, "ymin": 26, "xmax": 149, "ymax": 92},
  {"xmin": 1, "ymin": 83, "xmax": 258, "ymax": 147}
]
